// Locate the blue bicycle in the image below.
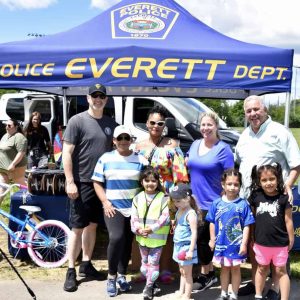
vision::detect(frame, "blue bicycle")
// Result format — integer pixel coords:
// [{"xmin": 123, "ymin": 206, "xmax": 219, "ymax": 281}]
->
[{"xmin": 0, "ymin": 183, "xmax": 70, "ymax": 268}]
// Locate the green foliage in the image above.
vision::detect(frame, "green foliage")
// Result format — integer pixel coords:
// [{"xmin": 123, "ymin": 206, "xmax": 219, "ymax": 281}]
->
[
  {"xmin": 290, "ymin": 251, "xmax": 300, "ymax": 278},
  {"xmin": 200, "ymin": 99, "xmax": 234, "ymax": 125},
  {"xmin": 0, "ymin": 89, "xmax": 18, "ymax": 97},
  {"xmin": 227, "ymin": 100, "xmax": 244, "ymax": 127},
  {"xmin": 199, "ymin": 98, "xmax": 300, "ymax": 128}
]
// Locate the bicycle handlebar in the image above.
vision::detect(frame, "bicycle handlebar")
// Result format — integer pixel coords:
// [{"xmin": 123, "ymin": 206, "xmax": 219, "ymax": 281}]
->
[{"xmin": 0, "ymin": 183, "xmax": 28, "ymax": 197}]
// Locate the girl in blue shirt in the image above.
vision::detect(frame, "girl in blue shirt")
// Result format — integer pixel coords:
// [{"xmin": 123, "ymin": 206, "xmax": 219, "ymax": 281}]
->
[{"xmin": 206, "ymin": 169, "xmax": 255, "ymax": 300}]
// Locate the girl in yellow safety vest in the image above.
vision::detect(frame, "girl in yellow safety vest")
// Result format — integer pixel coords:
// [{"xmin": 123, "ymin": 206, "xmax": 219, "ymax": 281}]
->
[{"xmin": 131, "ymin": 166, "xmax": 170, "ymax": 300}]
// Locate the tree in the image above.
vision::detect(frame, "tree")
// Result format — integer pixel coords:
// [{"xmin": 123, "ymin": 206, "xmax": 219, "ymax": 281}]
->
[
  {"xmin": 228, "ymin": 100, "xmax": 244, "ymax": 127},
  {"xmin": 200, "ymin": 99, "xmax": 233, "ymax": 125}
]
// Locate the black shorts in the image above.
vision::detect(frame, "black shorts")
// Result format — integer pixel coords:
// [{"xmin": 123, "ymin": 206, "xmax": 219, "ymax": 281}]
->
[
  {"xmin": 69, "ymin": 181, "xmax": 103, "ymax": 229},
  {"xmin": 197, "ymin": 210, "xmax": 213, "ymax": 265}
]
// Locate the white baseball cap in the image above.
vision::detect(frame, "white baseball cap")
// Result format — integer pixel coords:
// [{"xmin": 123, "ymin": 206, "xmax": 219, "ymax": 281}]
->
[{"xmin": 113, "ymin": 125, "xmax": 132, "ymax": 138}]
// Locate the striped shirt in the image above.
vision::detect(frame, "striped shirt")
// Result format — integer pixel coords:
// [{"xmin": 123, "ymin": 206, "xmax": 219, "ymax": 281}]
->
[{"xmin": 92, "ymin": 150, "xmax": 148, "ymax": 217}]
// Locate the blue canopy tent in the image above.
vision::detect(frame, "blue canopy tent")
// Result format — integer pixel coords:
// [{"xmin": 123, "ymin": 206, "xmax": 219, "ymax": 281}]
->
[{"xmin": 0, "ymin": 0, "xmax": 293, "ymax": 99}]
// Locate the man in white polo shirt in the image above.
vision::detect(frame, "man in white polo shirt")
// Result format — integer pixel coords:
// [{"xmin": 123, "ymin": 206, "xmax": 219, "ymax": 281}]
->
[{"xmin": 235, "ymin": 95, "xmax": 300, "ymax": 299}]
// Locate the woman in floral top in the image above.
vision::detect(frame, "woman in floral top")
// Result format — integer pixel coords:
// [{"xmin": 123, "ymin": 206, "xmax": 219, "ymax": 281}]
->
[
  {"xmin": 135, "ymin": 106, "xmax": 188, "ymax": 193},
  {"xmin": 135, "ymin": 105, "xmax": 189, "ymax": 286}
]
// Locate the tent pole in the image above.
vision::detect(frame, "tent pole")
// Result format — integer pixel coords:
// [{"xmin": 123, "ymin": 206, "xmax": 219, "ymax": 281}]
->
[
  {"xmin": 62, "ymin": 87, "xmax": 68, "ymax": 126},
  {"xmin": 284, "ymin": 92, "xmax": 291, "ymax": 128}
]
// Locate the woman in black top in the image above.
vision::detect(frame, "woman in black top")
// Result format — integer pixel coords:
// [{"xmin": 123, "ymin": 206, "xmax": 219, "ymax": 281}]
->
[{"xmin": 24, "ymin": 111, "xmax": 51, "ymax": 169}]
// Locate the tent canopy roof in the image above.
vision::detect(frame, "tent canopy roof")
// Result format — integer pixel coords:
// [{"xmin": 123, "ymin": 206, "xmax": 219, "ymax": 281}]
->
[{"xmin": 0, "ymin": 0, "xmax": 293, "ymax": 98}]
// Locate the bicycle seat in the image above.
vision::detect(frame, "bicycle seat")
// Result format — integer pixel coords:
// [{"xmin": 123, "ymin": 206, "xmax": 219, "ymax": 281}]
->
[{"xmin": 19, "ymin": 205, "xmax": 41, "ymax": 214}]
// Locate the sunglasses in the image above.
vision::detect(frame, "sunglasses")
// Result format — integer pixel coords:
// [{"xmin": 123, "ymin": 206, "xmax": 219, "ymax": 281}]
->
[
  {"xmin": 149, "ymin": 120, "xmax": 165, "ymax": 127},
  {"xmin": 91, "ymin": 93, "xmax": 106, "ymax": 99},
  {"xmin": 116, "ymin": 135, "xmax": 131, "ymax": 141},
  {"xmin": 6, "ymin": 124, "xmax": 13, "ymax": 128}
]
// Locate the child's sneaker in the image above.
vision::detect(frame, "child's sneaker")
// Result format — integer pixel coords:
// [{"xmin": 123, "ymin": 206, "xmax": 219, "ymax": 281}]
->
[
  {"xmin": 143, "ymin": 284, "xmax": 153, "ymax": 300},
  {"xmin": 153, "ymin": 281, "xmax": 161, "ymax": 296},
  {"xmin": 107, "ymin": 278, "xmax": 118, "ymax": 297},
  {"xmin": 116, "ymin": 275, "xmax": 132, "ymax": 292}
]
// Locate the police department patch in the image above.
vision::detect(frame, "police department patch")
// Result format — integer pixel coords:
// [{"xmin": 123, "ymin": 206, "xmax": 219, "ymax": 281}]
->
[{"xmin": 111, "ymin": 2, "xmax": 179, "ymax": 39}]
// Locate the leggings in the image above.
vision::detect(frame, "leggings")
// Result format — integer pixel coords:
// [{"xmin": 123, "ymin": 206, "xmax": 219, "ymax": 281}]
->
[
  {"xmin": 139, "ymin": 245, "xmax": 163, "ymax": 285},
  {"xmin": 104, "ymin": 210, "xmax": 133, "ymax": 275}
]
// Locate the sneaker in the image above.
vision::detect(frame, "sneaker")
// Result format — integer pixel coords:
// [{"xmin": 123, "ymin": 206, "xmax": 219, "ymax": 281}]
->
[
  {"xmin": 210, "ymin": 274, "xmax": 218, "ymax": 285},
  {"xmin": 143, "ymin": 284, "xmax": 153, "ymax": 300},
  {"xmin": 193, "ymin": 274, "xmax": 216, "ymax": 292},
  {"xmin": 153, "ymin": 281, "xmax": 161, "ymax": 296},
  {"xmin": 265, "ymin": 289, "xmax": 280, "ymax": 300},
  {"xmin": 192, "ymin": 274, "xmax": 208, "ymax": 291},
  {"xmin": 78, "ymin": 261, "xmax": 106, "ymax": 280},
  {"xmin": 238, "ymin": 282, "xmax": 255, "ymax": 296},
  {"xmin": 63, "ymin": 268, "xmax": 77, "ymax": 292},
  {"xmin": 117, "ymin": 275, "xmax": 132, "ymax": 292},
  {"xmin": 107, "ymin": 278, "xmax": 118, "ymax": 297}
]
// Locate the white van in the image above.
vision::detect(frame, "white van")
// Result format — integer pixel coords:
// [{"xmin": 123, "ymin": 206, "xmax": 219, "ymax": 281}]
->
[{"xmin": 0, "ymin": 92, "xmax": 239, "ymax": 153}]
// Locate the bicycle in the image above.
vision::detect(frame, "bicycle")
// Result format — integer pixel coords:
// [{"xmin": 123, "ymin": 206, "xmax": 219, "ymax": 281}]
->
[{"xmin": 0, "ymin": 182, "xmax": 70, "ymax": 268}]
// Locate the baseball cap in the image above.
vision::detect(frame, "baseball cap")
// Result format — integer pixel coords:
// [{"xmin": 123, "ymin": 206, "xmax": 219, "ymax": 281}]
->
[
  {"xmin": 113, "ymin": 125, "xmax": 132, "ymax": 138},
  {"xmin": 88, "ymin": 84, "xmax": 107, "ymax": 96},
  {"xmin": 170, "ymin": 183, "xmax": 191, "ymax": 199}
]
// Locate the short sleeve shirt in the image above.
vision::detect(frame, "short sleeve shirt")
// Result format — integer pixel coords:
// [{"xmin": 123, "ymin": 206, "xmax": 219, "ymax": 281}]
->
[
  {"xmin": 206, "ymin": 196, "xmax": 255, "ymax": 259},
  {"xmin": 0, "ymin": 132, "xmax": 28, "ymax": 170},
  {"xmin": 187, "ymin": 139, "xmax": 234, "ymax": 210},
  {"xmin": 236, "ymin": 117, "xmax": 300, "ymax": 198},
  {"xmin": 63, "ymin": 111, "xmax": 117, "ymax": 182},
  {"xmin": 92, "ymin": 150, "xmax": 148, "ymax": 216},
  {"xmin": 248, "ymin": 190, "xmax": 291, "ymax": 247}
]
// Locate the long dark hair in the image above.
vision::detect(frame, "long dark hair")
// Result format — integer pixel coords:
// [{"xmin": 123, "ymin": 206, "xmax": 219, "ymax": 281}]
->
[
  {"xmin": 250, "ymin": 163, "xmax": 284, "ymax": 195},
  {"xmin": 24, "ymin": 111, "xmax": 43, "ymax": 136},
  {"xmin": 140, "ymin": 166, "xmax": 163, "ymax": 192}
]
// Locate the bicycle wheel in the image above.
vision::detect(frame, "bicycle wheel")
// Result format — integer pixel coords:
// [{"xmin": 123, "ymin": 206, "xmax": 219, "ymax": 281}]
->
[{"xmin": 27, "ymin": 220, "xmax": 70, "ymax": 268}]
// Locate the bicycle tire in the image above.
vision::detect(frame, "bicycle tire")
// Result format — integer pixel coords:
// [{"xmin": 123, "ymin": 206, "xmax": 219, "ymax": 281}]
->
[{"xmin": 27, "ymin": 220, "xmax": 70, "ymax": 268}]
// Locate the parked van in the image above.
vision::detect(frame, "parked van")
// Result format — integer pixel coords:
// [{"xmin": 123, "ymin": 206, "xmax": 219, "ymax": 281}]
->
[{"xmin": 0, "ymin": 92, "xmax": 239, "ymax": 154}]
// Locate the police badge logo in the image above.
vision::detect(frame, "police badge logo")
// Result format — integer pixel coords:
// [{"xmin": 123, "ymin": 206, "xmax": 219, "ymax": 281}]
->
[{"xmin": 111, "ymin": 2, "xmax": 179, "ymax": 39}]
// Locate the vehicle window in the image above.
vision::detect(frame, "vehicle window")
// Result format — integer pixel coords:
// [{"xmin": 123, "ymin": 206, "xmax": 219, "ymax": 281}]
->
[
  {"xmin": 67, "ymin": 96, "xmax": 115, "ymax": 119},
  {"xmin": 30, "ymin": 101, "xmax": 51, "ymax": 122},
  {"xmin": 132, "ymin": 98, "xmax": 193, "ymax": 151},
  {"xmin": 6, "ymin": 98, "xmax": 24, "ymax": 121},
  {"xmin": 133, "ymin": 98, "xmax": 175, "ymax": 130},
  {"xmin": 166, "ymin": 97, "xmax": 206, "ymax": 125}
]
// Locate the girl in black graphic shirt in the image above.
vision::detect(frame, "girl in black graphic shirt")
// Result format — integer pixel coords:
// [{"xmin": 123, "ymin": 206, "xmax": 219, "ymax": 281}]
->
[{"xmin": 249, "ymin": 163, "xmax": 294, "ymax": 300}]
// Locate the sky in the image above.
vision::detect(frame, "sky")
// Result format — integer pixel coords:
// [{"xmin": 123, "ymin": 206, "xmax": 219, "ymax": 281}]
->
[{"xmin": 1, "ymin": 0, "xmax": 299, "ymax": 102}]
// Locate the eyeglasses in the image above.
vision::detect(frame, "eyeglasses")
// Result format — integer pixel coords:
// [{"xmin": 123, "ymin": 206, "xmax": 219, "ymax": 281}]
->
[
  {"xmin": 6, "ymin": 124, "xmax": 13, "ymax": 128},
  {"xmin": 116, "ymin": 135, "xmax": 131, "ymax": 141},
  {"xmin": 149, "ymin": 120, "xmax": 165, "ymax": 127},
  {"xmin": 91, "ymin": 93, "xmax": 106, "ymax": 99}
]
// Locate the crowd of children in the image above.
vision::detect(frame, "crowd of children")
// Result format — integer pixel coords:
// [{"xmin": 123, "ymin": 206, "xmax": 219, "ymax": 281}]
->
[{"xmin": 126, "ymin": 163, "xmax": 294, "ymax": 300}]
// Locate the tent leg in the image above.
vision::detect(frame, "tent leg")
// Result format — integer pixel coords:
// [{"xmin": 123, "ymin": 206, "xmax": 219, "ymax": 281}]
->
[
  {"xmin": 63, "ymin": 87, "xmax": 68, "ymax": 126},
  {"xmin": 284, "ymin": 92, "xmax": 291, "ymax": 128}
]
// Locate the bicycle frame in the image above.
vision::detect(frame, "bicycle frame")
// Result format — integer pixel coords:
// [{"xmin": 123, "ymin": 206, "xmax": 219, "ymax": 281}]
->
[{"xmin": 0, "ymin": 207, "xmax": 54, "ymax": 248}]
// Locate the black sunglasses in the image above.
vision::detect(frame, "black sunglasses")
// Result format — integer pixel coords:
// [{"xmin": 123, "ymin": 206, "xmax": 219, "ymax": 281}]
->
[
  {"xmin": 6, "ymin": 124, "xmax": 13, "ymax": 128},
  {"xmin": 91, "ymin": 93, "xmax": 106, "ymax": 99},
  {"xmin": 116, "ymin": 135, "xmax": 131, "ymax": 141},
  {"xmin": 149, "ymin": 120, "xmax": 165, "ymax": 127}
]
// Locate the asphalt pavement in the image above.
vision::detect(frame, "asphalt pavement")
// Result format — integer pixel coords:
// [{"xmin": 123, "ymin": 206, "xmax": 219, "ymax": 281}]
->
[{"xmin": 0, "ymin": 277, "xmax": 299, "ymax": 300}]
